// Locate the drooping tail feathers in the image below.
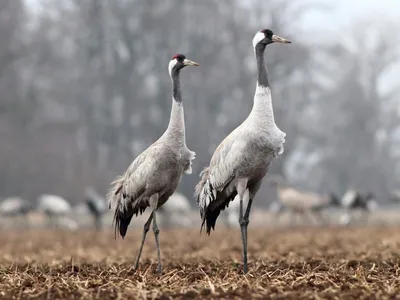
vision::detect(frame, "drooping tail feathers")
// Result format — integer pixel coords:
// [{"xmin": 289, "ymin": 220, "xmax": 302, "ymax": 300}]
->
[
  {"xmin": 107, "ymin": 175, "xmax": 125, "ymax": 210},
  {"xmin": 107, "ymin": 175, "xmax": 132, "ymax": 239},
  {"xmin": 194, "ymin": 167, "xmax": 210, "ymax": 206},
  {"xmin": 112, "ymin": 206, "xmax": 133, "ymax": 239},
  {"xmin": 194, "ymin": 167, "xmax": 225, "ymax": 235}
]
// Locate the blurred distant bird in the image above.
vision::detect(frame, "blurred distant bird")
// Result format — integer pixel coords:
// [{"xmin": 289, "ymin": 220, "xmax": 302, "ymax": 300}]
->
[
  {"xmin": 195, "ymin": 29, "xmax": 290, "ymax": 274},
  {"xmin": 158, "ymin": 192, "xmax": 193, "ymax": 228},
  {"xmin": 37, "ymin": 194, "xmax": 74, "ymax": 228},
  {"xmin": 0, "ymin": 197, "xmax": 32, "ymax": 217},
  {"xmin": 341, "ymin": 189, "xmax": 378, "ymax": 224},
  {"xmin": 84, "ymin": 187, "xmax": 107, "ymax": 230},
  {"xmin": 108, "ymin": 54, "xmax": 199, "ymax": 273},
  {"xmin": 268, "ymin": 175, "xmax": 341, "ymax": 226},
  {"xmin": 0, "ymin": 197, "xmax": 32, "ymax": 228}
]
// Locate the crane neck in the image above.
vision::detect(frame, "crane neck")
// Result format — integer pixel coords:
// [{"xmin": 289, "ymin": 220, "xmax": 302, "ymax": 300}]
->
[
  {"xmin": 171, "ymin": 68, "xmax": 182, "ymax": 103},
  {"xmin": 255, "ymin": 43, "xmax": 269, "ymax": 88},
  {"xmin": 163, "ymin": 68, "xmax": 186, "ymax": 145},
  {"xmin": 248, "ymin": 43, "xmax": 276, "ymax": 125}
]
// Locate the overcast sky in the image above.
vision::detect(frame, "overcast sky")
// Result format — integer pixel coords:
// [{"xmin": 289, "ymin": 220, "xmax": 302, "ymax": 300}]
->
[{"xmin": 302, "ymin": 0, "xmax": 400, "ymax": 31}]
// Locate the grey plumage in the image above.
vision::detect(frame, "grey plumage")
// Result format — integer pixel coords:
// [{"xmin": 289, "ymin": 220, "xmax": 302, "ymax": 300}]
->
[
  {"xmin": 36, "ymin": 194, "xmax": 77, "ymax": 230},
  {"xmin": 195, "ymin": 29, "xmax": 290, "ymax": 273},
  {"xmin": 0, "ymin": 197, "xmax": 32, "ymax": 217},
  {"xmin": 341, "ymin": 189, "xmax": 378, "ymax": 225},
  {"xmin": 37, "ymin": 194, "xmax": 72, "ymax": 216},
  {"xmin": 270, "ymin": 179, "xmax": 341, "ymax": 226},
  {"xmin": 107, "ymin": 54, "xmax": 198, "ymax": 273}
]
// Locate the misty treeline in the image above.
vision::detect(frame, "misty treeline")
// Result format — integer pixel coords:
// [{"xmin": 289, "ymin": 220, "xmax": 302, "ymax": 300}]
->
[{"xmin": 0, "ymin": 0, "xmax": 399, "ymax": 205}]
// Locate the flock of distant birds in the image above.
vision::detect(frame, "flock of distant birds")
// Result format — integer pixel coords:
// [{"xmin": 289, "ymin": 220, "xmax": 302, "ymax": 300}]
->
[
  {"xmin": 0, "ymin": 189, "xmax": 195, "ymax": 231},
  {"xmin": 0, "ymin": 29, "xmax": 395, "ymax": 274},
  {"xmin": 0, "ymin": 182, "xmax": 383, "ymax": 231}
]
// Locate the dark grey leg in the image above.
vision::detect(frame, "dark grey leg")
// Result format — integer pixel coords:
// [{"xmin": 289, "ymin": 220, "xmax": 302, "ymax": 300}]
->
[
  {"xmin": 133, "ymin": 212, "xmax": 153, "ymax": 271},
  {"xmin": 239, "ymin": 198, "xmax": 253, "ymax": 274},
  {"xmin": 152, "ymin": 210, "xmax": 162, "ymax": 274}
]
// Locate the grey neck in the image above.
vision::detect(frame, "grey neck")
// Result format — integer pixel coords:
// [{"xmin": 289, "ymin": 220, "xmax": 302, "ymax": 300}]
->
[
  {"xmin": 255, "ymin": 43, "xmax": 269, "ymax": 88},
  {"xmin": 163, "ymin": 67, "xmax": 186, "ymax": 146},
  {"xmin": 171, "ymin": 68, "xmax": 182, "ymax": 103}
]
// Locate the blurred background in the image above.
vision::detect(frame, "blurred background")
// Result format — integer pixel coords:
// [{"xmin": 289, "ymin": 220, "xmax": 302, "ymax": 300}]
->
[{"xmin": 1, "ymin": 0, "xmax": 400, "ymax": 228}]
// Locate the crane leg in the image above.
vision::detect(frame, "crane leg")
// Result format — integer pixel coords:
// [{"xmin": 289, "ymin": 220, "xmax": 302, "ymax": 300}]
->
[
  {"xmin": 133, "ymin": 212, "xmax": 153, "ymax": 271},
  {"xmin": 152, "ymin": 209, "xmax": 162, "ymax": 274},
  {"xmin": 239, "ymin": 189, "xmax": 252, "ymax": 274},
  {"xmin": 149, "ymin": 193, "xmax": 162, "ymax": 274}
]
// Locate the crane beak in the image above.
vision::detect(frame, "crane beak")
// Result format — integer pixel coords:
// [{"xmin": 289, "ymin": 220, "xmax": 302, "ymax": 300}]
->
[
  {"xmin": 271, "ymin": 34, "xmax": 291, "ymax": 44},
  {"xmin": 183, "ymin": 59, "xmax": 199, "ymax": 66}
]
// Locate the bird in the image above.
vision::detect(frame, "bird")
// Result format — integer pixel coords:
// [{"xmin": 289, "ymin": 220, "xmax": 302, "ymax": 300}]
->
[
  {"xmin": 84, "ymin": 187, "xmax": 107, "ymax": 230},
  {"xmin": 108, "ymin": 54, "xmax": 199, "ymax": 273},
  {"xmin": 0, "ymin": 197, "xmax": 33, "ymax": 228},
  {"xmin": 158, "ymin": 192, "xmax": 193, "ymax": 228},
  {"xmin": 195, "ymin": 29, "xmax": 290, "ymax": 274},
  {"xmin": 36, "ymin": 194, "xmax": 73, "ymax": 228},
  {"xmin": 341, "ymin": 189, "xmax": 377, "ymax": 225},
  {"xmin": 0, "ymin": 197, "xmax": 32, "ymax": 217},
  {"xmin": 267, "ymin": 175, "xmax": 341, "ymax": 226}
]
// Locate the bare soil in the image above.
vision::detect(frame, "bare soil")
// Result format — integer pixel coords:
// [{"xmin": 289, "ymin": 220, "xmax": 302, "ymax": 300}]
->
[{"xmin": 1, "ymin": 226, "xmax": 400, "ymax": 299}]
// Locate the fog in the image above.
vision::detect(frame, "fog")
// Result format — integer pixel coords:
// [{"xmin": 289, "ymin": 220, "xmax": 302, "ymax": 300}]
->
[{"xmin": 1, "ymin": 0, "xmax": 400, "ymax": 207}]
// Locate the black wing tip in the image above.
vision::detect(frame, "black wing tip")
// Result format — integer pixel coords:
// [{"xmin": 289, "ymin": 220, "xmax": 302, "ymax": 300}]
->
[
  {"xmin": 112, "ymin": 208, "xmax": 131, "ymax": 240},
  {"xmin": 115, "ymin": 185, "xmax": 122, "ymax": 195},
  {"xmin": 200, "ymin": 207, "xmax": 220, "ymax": 236}
]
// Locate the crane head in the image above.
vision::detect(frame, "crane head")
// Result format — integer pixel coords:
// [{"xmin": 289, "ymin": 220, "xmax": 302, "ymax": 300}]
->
[
  {"xmin": 168, "ymin": 54, "xmax": 199, "ymax": 76},
  {"xmin": 252, "ymin": 29, "xmax": 291, "ymax": 48}
]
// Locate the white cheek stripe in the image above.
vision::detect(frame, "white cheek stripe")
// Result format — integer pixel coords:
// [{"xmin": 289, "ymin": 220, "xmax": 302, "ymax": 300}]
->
[
  {"xmin": 168, "ymin": 59, "xmax": 178, "ymax": 76},
  {"xmin": 252, "ymin": 31, "xmax": 265, "ymax": 48}
]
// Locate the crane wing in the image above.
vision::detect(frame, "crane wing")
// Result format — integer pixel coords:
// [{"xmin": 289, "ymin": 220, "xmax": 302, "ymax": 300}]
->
[
  {"xmin": 196, "ymin": 137, "xmax": 245, "ymax": 211},
  {"xmin": 107, "ymin": 145, "xmax": 155, "ymax": 211}
]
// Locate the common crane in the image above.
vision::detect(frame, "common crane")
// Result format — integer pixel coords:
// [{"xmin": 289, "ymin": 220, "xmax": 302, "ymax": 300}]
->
[
  {"xmin": 341, "ymin": 189, "xmax": 377, "ymax": 225},
  {"xmin": 36, "ymin": 194, "xmax": 77, "ymax": 229},
  {"xmin": 108, "ymin": 54, "xmax": 198, "ymax": 273},
  {"xmin": 0, "ymin": 197, "xmax": 32, "ymax": 228},
  {"xmin": 268, "ymin": 176, "xmax": 341, "ymax": 226},
  {"xmin": 0, "ymin": 197, "xmax": 32, "ymax": 217},
  {"xmin": 195, "ymin": 29, "xmax": 290, "ymax": 273}
]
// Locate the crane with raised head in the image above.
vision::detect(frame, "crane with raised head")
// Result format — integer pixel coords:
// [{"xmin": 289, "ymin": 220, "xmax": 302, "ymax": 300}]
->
[
  {"xmin": 108, "ymin": 54, "xmax": 199, "ymax": 273},
  {"xmin": 195, "ymin": 29, "xmax": 290, "ymax": 274}
]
